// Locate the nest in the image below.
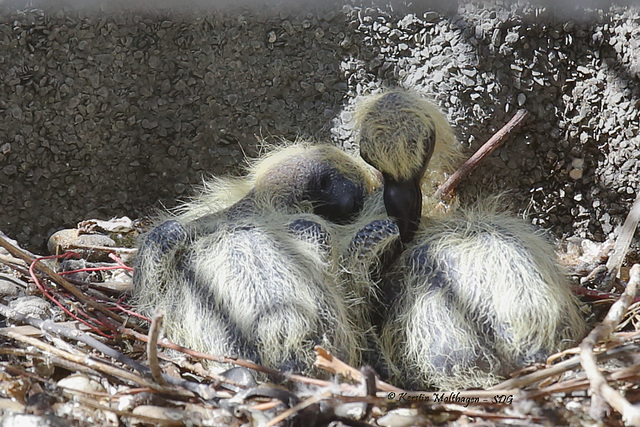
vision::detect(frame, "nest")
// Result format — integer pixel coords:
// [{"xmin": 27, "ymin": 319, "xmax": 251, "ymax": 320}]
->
[{"xmin": 1, "ymin": 113, "xmax": 640, "ymax": 427}]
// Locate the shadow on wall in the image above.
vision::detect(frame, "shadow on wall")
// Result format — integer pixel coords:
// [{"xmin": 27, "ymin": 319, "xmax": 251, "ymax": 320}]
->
[
  {"xmin": 334, "ymin": 1, "xmax": 639, "ymax": 244},
  {"xmin": 449, "ymin": 4, "xmax": 640, "ymax": 242}
]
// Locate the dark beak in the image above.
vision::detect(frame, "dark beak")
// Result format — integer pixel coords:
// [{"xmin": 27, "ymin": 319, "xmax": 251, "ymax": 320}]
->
[{"xmin": 382, "ymin": 175, "xmax": 422, "ymax": 243}]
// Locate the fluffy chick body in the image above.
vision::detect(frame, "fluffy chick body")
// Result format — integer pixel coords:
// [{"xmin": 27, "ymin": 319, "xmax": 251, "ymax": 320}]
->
[
  {"xmin": 350, "ymin": 88, "xmax": 586, "ymax": 389},
  {"xmin": 133, "ymin": 143, "xmax": 378, "ymax": 374},
  {"xmin": 378, "ymin": 205, "xmax": 586, "ymax": 389}
]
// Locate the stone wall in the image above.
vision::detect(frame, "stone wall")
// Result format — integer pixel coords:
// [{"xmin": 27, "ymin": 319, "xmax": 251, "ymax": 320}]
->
[{"xmin": 1, "ymin": 1, "xmax": 639, "ymax": 251}]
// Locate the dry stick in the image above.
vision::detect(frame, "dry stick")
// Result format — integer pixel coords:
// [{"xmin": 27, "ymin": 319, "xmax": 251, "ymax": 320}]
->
[
  {"xmin": 579, "ymin": 263, "xmax": 640, "ymax": 425},
  {"xmin": 0, "ymin": 234, "xmax": 126, "ymax": 325},
  {"xmin": 314, "ymin": 346, "xmax": 403, "ymax": 393},
  {"xmin": 0, "ymin": 329, "xmax": 183, "ymax": 395},
  {"xmin": 606, "ymin": 192, "xmax": 640, "ymax": 278},
  {"xmin": 147, "ymin": 309, "xmax": 167, "ymax": 386},
  {"xmin": 263, "ymin": 390, "xmax": 332, "ymax": 427},
  {"xmin": 0, "ymin": 254, "xmax": 30, "ymax": 275},
  {"xmin": 490, "ymin": 342, "xmax": 640, "ymax": 391},
  {"xmin": 434, "ymin": 109, "xmax": 530, "ymax": 200},
  {"xmin": 2, "ymin": 364, "xmax": 182, "ymax": 427},
  {"xmin": 0, "ymin": 302, "xmax": 147, "ymax": 373},
  {"xmin": 6, "ymin": 351, "xmax": 107, "ymax": 382},
  {"xmin": 121, "ymin": 326, "xmax": 340, "ymax": 389},
  {"xmin": 0, "ymin": 302, "xmax": 219, "ymax": 399},
  {"xmin": 60, "ymin": 242, "xmax": 137, "ymax": 256},
  {"xmin": 526, "ymin": 363, "xmax": 640, "ymax": 400}
]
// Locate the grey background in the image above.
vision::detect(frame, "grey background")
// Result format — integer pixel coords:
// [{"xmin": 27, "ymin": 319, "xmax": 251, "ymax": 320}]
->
[{"xmin": 0, "ymin": 0, "xmax": 639, "ymax": 251}]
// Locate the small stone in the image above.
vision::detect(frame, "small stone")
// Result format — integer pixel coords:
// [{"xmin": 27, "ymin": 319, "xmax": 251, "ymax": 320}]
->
[
  {"xmin": 0, "ymin": 277, "xmax": 21, "ymax": 298},
  {"xmin": 3, "ymin": 164, "xmax": 17, "ymax": 175},
  {"xmin": 569, "ymin": 169, "xmax": 584, "ymax": 180},
  {"xmin": 57, "ymin": 374, "xmax": 106, "ymax": 394},
  {"xmin": 424, "ymin": 11, "xmax": 440, "ymax": 23},
  {"xmin": 10, "ymin": 296, "xmax": 55, "ymax": 320},
  {"xmin": 563, "ymin": 21, "xmax": 575, "ymax": 32},
  {"xmin": 517, "ymin": 93, "xmax": 526, "ymax": 106},
  {"xmin": 505, "ymin": 31, "xmax": 520, "ymax": 44},
  {"xmin": 47, "ymin": 229, "xmax": 116, "ymax": 262},
  {"xmin": 571, "ymin": 158, "xmax": 585, "ymax": 170},
  {"xmin": 131, "ymin": 406, "xmax": 184, "ymax": 426},
  {"xmin": 226, "ymin": 94, "xmax": 238, "ymax": 106}
]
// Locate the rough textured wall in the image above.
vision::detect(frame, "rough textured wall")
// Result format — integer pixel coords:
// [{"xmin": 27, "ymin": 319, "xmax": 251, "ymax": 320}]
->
[
  {"xmin": 0, "ymin": 4, "xmax": 364, "ymax": 248},
  {"xmin": 332, "ymin": 2, "xmax": 640, "ymax": 245},
  {"xmin": 1, "ymin": 1, "xmax": 639, "ymax": 252}
]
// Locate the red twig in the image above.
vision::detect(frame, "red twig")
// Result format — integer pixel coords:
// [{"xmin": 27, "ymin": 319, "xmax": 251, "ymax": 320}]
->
[
  {"xmin": 109, "ymin": 252, "xmax": 134, "ymax": 272},
  {"xmin": 28, "ymin": 254, "xmax": 114, "ymax": 339},
  {"xmin": 573, "ymin": 286, "xmax": 640, "ymax": 305},
  {"xmin": 116, "ymin": 303, "xmax": 151, "ymax": 322}
]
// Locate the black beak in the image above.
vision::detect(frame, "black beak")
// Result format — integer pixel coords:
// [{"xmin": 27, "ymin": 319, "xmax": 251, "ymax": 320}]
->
[{"xmin": 382, "ymin": 175, "xmax": 422, "ymax": 243}]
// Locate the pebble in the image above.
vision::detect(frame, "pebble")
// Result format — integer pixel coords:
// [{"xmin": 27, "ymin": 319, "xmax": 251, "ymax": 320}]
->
[
  {"xmin": 9, "ymin": 296, "xmax": 57, "ymax": 320},
  {"xmin": 57, "ymin": 374, "xmax": 106, "ymax": 394},
  {"xmin": 517, "ymin": 93, "xmax": 527, "ymax": 106},
  {"xmin": 570, "ymin": 169, "xmax": 584, "ymax": 180},
  {"xmin": 47, "ymin": 229, "xmax": 116, "ymax": 262}
]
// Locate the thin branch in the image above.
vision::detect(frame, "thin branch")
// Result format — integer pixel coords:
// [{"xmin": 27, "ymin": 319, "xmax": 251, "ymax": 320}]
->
[
  {"xmin": 120, "ymin": 326, "xmax": 344, "ymax": 390},
  {"xmin": 147, "ymin": 309, "xmax": 167, "ymax": 386},
  {"xmin": 579, "ymin": 263, "xmax": 640, "ymax": 424},
  {"xmin": 314, "ymin": 346, "xmax": 403, "ymax": 393},
  {"xmin": 0, "ymin": 234, "xmax": 126, "ymax": 325},
  {"xmin": 0, "ymin": 302, "xmax": 147, "ymax": 373},
  {"xmin": 490, "ymin": 343, "xmax": 640, "ymax": 391},
  {"xmin": 263, "ymin": 390, "xmax": 332, "ymax": 427},
  {"xmin": 434, "ymin": 109, "xmax": 529, "ymax": 199},
  {"xmin": 2, "ymin": 364, "xmax": 181, "ymax": 426},
  {"xmin": 0, "ymin": 329, "xmax": 182, "ymax": 395},
  {"xmin": 606, "ymin": 193, "xmax": 640, "ymax": 278},
  {"xmin": 0, "ymin": 305, "xmax": 219, "ymax": 399}
]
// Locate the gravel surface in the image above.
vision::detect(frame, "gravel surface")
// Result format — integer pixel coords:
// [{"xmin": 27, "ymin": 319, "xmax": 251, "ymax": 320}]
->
[{"xmin": 0, "ymin": 1, "xmax": 639, "ymax": 252}]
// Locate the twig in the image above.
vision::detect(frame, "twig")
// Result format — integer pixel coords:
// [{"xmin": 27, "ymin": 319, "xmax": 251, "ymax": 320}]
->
[
  {"xmin": 314, "ymin": 346, "xmax": 403, "ymax": 393},
  {"xmin": 120, "ymin": 326, "xmax": 343, "ymax": 390},
  {"xmin": 490, "ymin": 342, "xmax": 640, "ymax": 390},
  {"xmin": 0, "ymin": 302, "xmax": 147, "ymax": 373},
  {"xmin": 63, "ymin": 242, "xmax": 137, "ymax": 255},
  {"xmin": 148, "ymin": 309, "xmax": 167, "ymax": 386},
  {"xmin": 434, "ymin": 109, "xmax": 529, "ymax": 199},
  {"xmin": 579, "ymin": 263, "xmax": 640, "ymax": 425},
  {"xmin": 606, "ymin": 193, "xmax": 640, "ymax": 278},
  {"xmin": 0, "ymin": 302, "xmax": 222, "ymax": 400},
  {"xmin": 263, "ymin": 390, "xmax": 332, "ymax": 427},
  {"xmin": 572, "ymin": 286, "xmax": 640, "ymax": 303},
  {"xmin": 0, "ymin": 328, "xmax": 183, "ymax": 395},
  {"xmin": 0, "ymin": 254, "xmax": 30, "ymax": 275},
  {"xmin": 525, "ymin": 362, "xmax": 640, "ymax": 400},
  {"xmin": 362, "ymin": 365, "xmax": 377, "ymax": 419},
  {"xmin": 4, "ymin": 351, "xmax": 106, "ymax": 381},
  {"xmin": 2, "ymin": 364, "xmax": 182, "ymax": 426},
  {"xmin": 0, "ymin": 272, "xmax": 29, "ymax": 289},
  {"xmin": 0, "ymin": 234, "xmax": 126, "ymax": 325}
]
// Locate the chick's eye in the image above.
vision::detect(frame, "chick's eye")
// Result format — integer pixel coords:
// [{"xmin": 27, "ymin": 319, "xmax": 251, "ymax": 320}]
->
[{"xmin": 319, "ymin": 174, "xmax": 331, "ymax": 191}]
